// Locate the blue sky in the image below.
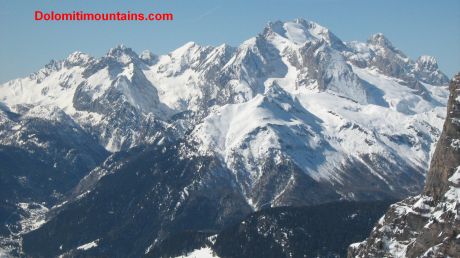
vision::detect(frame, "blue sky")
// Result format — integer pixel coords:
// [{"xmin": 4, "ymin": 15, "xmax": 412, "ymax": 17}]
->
[{"xmin": 0, "ymin": 0, "xmax": 459, "ymax": 83}]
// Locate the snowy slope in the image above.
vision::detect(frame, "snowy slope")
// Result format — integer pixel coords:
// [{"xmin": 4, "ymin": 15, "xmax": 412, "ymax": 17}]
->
[
  {"xmin": 0, "ymin": 19, "xmax": 450, "ymax": 209},
  {"xmin": 1, "ymin": 19, "xmax": 452, "ymax": 258},
  {"xmin": 348, "ymin": 74, "xmax": 460, "ymax": 258},
  {"xmin": 174, "ymin": 247, "xmax": 219, "ymax": 258}
]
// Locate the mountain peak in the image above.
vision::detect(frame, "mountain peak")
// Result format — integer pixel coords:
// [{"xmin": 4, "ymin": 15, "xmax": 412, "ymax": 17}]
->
[
  {"xmin": 294, "ymin": 19, "xmax": 326, "ymax": 31},
  {"xmin": 106, "ymin": 44, "xmax": 140, "ymax": 64},
  {"xmin": 414, "ymin": 55, "xmax": 449, "ymax": 84},
  {"xmin": 65, "ymin": 51, "xmax": 92, "ymax": 67},
  {"xmin": 170, "ymin": 41, "xmax": 202, "ymax": 56},
  {"xmin": 294, "ymin": 18, "xmax": 313, "ymax": 25},
  {"xmin": 178, "ymin": 41, "xmax": 198, "ymax": 50},
  {"xmin": 263, "ymin": 19, "xmax": 343, "ymax": 48},
  {"xmin": 139, "ymin": 50, "xmax": 157, "ymax": 65},
  {"xmin": 216, "ymin": 43, "xmax": 231, "ymax": 50},
  {"xmin": 268, "ymin": 18, "xmax": 323, "ymax": 30},
  {"xmin": 367, "ymin": 33, "xmax": 394, "ymax": 49},
  {"xmin": 108, "ymin": 44, "xmax": 128, "ymax": 53},
  {"xmin": 416, "ymin": 55, "xmax": 439, "ymax": 70}
]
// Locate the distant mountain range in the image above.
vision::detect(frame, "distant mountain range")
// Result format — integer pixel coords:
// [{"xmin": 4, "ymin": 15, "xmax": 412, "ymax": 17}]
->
[{"xmin": 0, "ymin": 19, "xmax": 451, "ymax": 257}]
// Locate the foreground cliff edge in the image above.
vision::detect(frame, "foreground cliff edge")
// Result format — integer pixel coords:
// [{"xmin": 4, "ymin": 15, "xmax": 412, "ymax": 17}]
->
[{"xmin": 348, "ymin": 74, "xmax": 460, "ymax": 257}]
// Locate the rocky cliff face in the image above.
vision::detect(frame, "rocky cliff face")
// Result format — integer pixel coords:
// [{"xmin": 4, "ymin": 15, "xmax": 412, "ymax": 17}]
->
[{"xmin": 348, "ymin": 74, "xmax": 460, "ymax": 258}]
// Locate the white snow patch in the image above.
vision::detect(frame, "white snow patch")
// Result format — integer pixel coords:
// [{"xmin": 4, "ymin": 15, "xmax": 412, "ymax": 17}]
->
[
  {"xmin": 450, "ymin": 139, "xmax": 460, "ymax": 150},
  {"xmin": 448, "ymin": 166, "xmax": 460, "ymax": 184},
  {"xmin": 0, "ymin": 248, "xmax": 11, "ymax": 258},
  {"xmin": 174, "ymin": 247, "xmax": 219, "ymax": 258},
  {"xmin": 17, "ymin": 202, "xmax": 49, "ymax": 233},
  {"xmin": 77, "ymin": 239, "xmax": 99, "ymax": 251}
]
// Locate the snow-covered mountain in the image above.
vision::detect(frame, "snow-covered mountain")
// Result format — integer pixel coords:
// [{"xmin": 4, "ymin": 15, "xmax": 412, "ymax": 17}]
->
[
  {"xmin": 348, "ymin": 73, "xmax": 460, "ymax": 258},
  {"xmin": 0, "ymin": 19, "xmax": 451, "ymax": 257}
]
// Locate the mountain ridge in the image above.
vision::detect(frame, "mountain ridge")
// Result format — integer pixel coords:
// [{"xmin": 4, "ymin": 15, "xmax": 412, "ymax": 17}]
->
[
  {"xmin": 0, "ymin": 19, "xmax": 452, "ymax": 257},
  {"xmin": 348, "ymin": 73, "xmax": 460, "ymax": 258}
]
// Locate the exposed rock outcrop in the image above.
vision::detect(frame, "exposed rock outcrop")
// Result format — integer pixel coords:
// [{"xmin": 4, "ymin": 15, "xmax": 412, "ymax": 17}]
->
[{"xmin": 348, "ymin": 74, "xmax": 460, "ymax": 258}]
